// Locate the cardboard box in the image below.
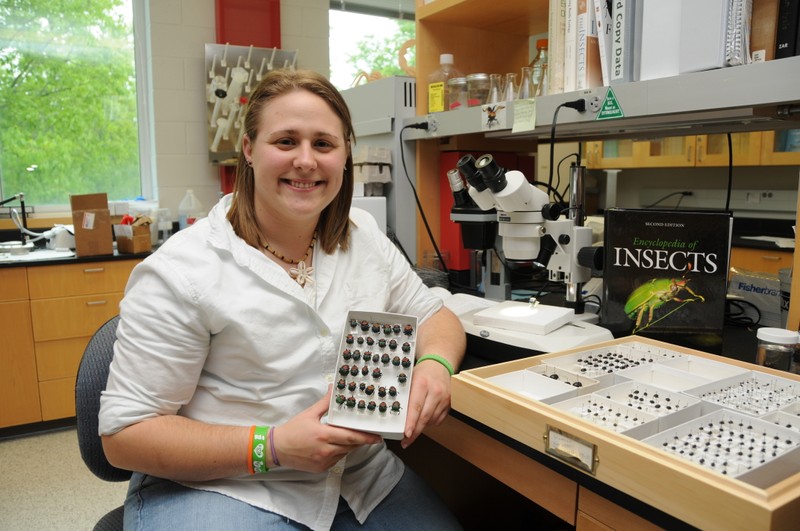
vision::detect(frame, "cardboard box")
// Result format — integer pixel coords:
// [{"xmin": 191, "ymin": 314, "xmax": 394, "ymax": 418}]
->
[
  {"xmin": 728, "ymin": 267, "xmax": 782, "ymax": 327},
  {"xmin": 70, "ymin": 193, "xmax": 113, "ymax": 257},
  {"xmin": 113, "ymin": 223, "xmax": 152, "ymax": 254}
]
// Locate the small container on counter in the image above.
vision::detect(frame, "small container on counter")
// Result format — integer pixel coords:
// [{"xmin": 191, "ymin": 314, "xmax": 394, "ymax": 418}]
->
[
  {"xmin": 466, "ymin": 73, "xmax": 490, "ymax": 107},
  {"xmin": 447, "ymin": 77, "xmax": 468, "ymax": 110},
  {"xmin": 756, "ymin": 327, "xmax": 800, "ymax": 373}
]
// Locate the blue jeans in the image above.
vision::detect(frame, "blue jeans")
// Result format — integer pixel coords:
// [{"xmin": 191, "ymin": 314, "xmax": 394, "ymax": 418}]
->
[{"xmin": 124, "ymin": 467, "xmax": 463, "ymax": 530}]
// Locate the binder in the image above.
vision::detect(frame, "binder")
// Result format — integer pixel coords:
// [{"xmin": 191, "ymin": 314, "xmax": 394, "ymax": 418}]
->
[
  {"xmin": 750, "ymin": 0, "xmax": 780, "ymax": 61},
  {"xmin": 609, "ymin": 0, "xmax": 643, "ymax": 84},
  {"xmin": 726, "ymin": 0, "xmax": 753, "ymax": 66},
  {"xmin": 775, "ymin": 0, "xmax": 800, "ymax": 58},
  {"xmin": 679, "ymin": 0, "xmax": 730, "ymax": 73},
  {"xmin": 639, "ymin": 1, "xmax": 682, "ymax": 81}
]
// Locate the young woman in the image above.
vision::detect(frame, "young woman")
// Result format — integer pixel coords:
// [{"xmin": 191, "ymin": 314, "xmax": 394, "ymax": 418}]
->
[{"xmin": 99, "ymin": 69, "xmax": 465, "ymax": 530}]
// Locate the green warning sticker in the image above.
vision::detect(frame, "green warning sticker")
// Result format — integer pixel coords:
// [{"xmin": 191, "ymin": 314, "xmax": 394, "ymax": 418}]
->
[{"xmin": 596, "ymin": 87, "xmax": 624, "ymax": 121}]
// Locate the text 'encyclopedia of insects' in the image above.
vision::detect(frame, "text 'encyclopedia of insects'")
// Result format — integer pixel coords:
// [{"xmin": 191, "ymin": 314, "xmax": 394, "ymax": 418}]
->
[{"xmin": 601, "ymin": 208, "xmax": 733, "ymax": 354}]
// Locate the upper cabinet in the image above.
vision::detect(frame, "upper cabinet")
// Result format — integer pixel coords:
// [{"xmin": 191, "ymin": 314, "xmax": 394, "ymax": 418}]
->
[
  {"xmin": 586, "ymin": 131, "xmax": 800, "ymax": 169},
  {"xmin": 761, "ymin": 130, "xmax": 800, "ymax": 165}
]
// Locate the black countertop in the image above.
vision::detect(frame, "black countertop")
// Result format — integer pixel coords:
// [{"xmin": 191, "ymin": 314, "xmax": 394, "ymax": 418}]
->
[{"xmin": 0, "ymin": 248, "xmax": 150, "ymax": 269}]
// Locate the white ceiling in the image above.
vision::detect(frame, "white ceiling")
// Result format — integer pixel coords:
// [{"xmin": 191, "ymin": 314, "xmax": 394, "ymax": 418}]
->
[{"xmin": 329, "ymin": 0, "xmax": 415, "ymax": 19}]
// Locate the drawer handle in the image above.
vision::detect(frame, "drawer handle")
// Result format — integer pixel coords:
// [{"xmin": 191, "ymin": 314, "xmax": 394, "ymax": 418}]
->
[
  {"xmin": 761, "ymin": 256, "xmax": 781, "ymax": 261},
  {"xmin": 84, "ymin": 267, "xmax": 106, "ymax": 273},
  {"xmin": 86, "ymin": 300, "xmax": 108, "ymax": 306}
]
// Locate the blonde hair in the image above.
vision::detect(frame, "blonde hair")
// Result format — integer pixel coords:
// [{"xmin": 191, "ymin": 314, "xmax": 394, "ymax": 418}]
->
[{"xmin": 227, "ymin": 69, "xmax": 355, "ymax": 254}]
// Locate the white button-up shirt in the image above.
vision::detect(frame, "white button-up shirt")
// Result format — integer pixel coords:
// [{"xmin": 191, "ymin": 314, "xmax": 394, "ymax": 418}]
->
[{"xmin": 99, "ymin": 194, "xmax": 442, "ymax": 530}]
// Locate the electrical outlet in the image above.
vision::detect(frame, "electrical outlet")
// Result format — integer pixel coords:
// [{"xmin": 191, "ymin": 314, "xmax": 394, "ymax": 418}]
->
[{"xmin": 587, "ymin": 96, "xmax": 602, "ymax": 113}]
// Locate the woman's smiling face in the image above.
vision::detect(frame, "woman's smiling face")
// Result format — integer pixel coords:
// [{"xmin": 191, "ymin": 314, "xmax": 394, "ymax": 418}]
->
[{"xmin": 243, "ymin": 88, "xmax": 348, "ymax": 229}]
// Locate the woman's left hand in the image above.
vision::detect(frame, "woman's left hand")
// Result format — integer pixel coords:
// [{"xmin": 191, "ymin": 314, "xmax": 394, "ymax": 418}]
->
[{"xmin": 400, "ymin": 359, "xmax": 452, "ymax": 448}]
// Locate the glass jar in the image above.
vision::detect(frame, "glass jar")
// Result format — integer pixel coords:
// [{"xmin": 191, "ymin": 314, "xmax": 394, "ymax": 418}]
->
[
  {"xmin": 466, "ymin": 73, "xmax": 490, "ymax": 107},
  {"xmin": 755, "ymin": 328, "xmax": 800, "ymax": 372},
  {"xmin": 447, "ymin": 77, "xmax": 468, "ymax": 110}
]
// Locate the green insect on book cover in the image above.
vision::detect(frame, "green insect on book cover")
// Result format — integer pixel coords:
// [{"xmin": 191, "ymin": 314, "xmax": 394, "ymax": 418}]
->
[{"xmin": 601, "ymin": 208, "xmax": 733, "ymax": 353}]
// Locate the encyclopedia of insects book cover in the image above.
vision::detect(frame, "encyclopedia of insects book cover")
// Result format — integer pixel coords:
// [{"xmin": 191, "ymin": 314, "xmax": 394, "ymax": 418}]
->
[{"xmin": 601, "ymin": 208, "xmax": 732, "ymax": 353}]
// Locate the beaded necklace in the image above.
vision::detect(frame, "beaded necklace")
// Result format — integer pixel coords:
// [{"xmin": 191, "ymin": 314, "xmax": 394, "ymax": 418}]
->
[{"xmin": 263, "ymin": 231, "xmax": 317, "ymax": 287}]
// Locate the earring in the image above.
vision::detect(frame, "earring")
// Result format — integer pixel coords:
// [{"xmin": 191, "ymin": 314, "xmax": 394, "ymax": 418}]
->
[{"xmin": 246, "ymin": 159, "xmax": 253, "ymax": 167}]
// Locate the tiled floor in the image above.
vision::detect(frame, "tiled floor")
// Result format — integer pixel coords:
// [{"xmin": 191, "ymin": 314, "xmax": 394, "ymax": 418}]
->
[{"xmin": 0, "ymin": 427, "xmax": 128, "ymax": 530}]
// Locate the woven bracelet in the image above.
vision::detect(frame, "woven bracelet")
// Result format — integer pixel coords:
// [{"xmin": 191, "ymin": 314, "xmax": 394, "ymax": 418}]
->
[
  {"xmin": 269, "ymin": 426, "xmax": 280, "ymax": 467},
  {"xmin": 415, "ymin": 354, "xmax": 455, "ymax": 376}
]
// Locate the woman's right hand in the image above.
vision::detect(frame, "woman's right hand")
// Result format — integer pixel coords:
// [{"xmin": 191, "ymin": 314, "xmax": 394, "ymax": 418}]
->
[{"xmin": 271, "ymin": 387, "xmax": 383, "ymax": 473}]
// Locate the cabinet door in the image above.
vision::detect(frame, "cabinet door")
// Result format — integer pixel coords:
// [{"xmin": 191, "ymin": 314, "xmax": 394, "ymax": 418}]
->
[
  {"xmin": 632, "ymin": 137, "xmax": 696, "ymax": 168},
  {"xmin": 0, "ymin": 268, "xmax": 29, "ymax": 301},
  {"xmin": 760, "ymin": 130, "xmax": 800, "ymax": 165},
  {"xmin": 0, "ymin": 300, "xmax": 42, "ymax": 427},
  {"xmin": 695, "ymin": 132, "xmax": 762, "ymax": 166},
  {"xmin": 730, "ymin": 247, "xmax": 793, "ymax": 275},
  {"xmin": 585, "ymin": 140, "xmax": 638, "ymax": 169}
]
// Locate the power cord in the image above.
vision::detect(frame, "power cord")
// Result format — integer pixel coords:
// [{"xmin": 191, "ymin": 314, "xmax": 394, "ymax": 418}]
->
[
  {"xmin": 644, "ymin": 191, "xmax": 693, "ymax": 209},
  {"xmin": 399, "ymin": 122, "xmax": 450, "ymax": 273},
  {"xmin": 725, "ymin": 297, "xmax": 761, "ymax": 327},
  {"xmin": 548, "ymin": 99, "xmax": 587, "ymax": 200}
]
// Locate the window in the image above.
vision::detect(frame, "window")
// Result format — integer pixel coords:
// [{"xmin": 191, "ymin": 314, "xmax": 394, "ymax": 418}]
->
[
  {"xmin": 0, "ymin": 0, "xmax": 153, "ymax": 210},
  {"xmin": 329, "ymin": 3, "xmax": 415, "ymax": 92}
]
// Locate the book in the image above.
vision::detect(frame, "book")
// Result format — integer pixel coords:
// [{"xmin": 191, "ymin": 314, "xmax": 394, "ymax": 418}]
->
[
  {"xmin": 576, "ymin": 0, "xmax": 603, "ymax": 89},
  {"xmin": 601, "ymin": 208, "xmax": 733, "ymax": 353},
  {"xmin": 548, "ymin": 0, "xmax": 567, "ymax": 95},
  {"xmin": 592, "ymin": 0, "xmax": 613, "ymax": 85},
  {"xmin": 775, "ymin": 0, "xmax": 800, "ymax": 58},
  {"xmin": 548, "ymin": 0, "xmax": 567, "ymax": 94},
  {"xmin": 564, "ymin": 0, "xmax": 578, "ymax": 91}
]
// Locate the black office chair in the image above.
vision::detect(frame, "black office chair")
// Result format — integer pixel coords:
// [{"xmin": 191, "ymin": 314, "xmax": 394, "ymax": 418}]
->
[{"xmin": 75, "ymin": 315, "xmax": 130, "ymax": 531}]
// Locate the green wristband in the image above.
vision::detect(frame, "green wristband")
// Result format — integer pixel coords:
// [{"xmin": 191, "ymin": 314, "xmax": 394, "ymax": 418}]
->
[
  {"xmin": 416, "ymin": 354, "xmax": 455, "ymax": 376},
  {"xmin": 251, "ymin": 425, "xmax": 269, "ymax": 474}
]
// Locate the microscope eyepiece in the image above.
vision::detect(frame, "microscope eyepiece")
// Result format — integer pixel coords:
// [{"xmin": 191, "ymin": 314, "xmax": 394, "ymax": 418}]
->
[
  {"xmin": 474, "ymin": 154, "xmax": 507, "ymax": 194},
  {"xmin": 456, "ymin": 154, "xmax": 487, "ymax": 192}
]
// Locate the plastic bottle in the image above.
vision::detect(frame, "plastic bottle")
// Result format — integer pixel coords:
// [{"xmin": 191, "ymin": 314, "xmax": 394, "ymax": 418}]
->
[
  {"xmin": 178, "ymin": 189, "xmax": 204, "ymax": 230},
  {"xmin": 530, "ymin": 39, "xmax": 549, "ymax": 96},
  {"xmin": 427, "ymin": 53, "xmax": 463, "ymax": 113}
]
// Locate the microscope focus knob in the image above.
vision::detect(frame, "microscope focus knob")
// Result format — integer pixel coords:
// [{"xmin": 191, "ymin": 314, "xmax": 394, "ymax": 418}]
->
[
  {"xmin": 578, "ymin": 246, "xmax": 604, "ymax": 271},
  {"xmin": 558, "ymin": 234, "xmax": 571, "ymax": 245},
  {"xmin": 541, "ymin": 203, "xmax": 563, "ymax": 220}
]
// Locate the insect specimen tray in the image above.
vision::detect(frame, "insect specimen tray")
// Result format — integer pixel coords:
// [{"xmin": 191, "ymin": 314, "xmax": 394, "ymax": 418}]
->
[{"xmin": 452, "ymin": 336, "xmax": 800, "ymax": 530}]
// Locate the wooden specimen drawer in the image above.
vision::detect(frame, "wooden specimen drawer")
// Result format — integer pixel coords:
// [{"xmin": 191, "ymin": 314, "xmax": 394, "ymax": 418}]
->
[{"xmin": 452, "ymin": 336, "xmax": 800, "ymax": 530}]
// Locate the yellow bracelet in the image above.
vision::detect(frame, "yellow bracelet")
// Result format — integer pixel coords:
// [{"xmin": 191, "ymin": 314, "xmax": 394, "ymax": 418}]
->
[{"xmin": 415, "ymin": 354, "xmax": 455, "ymax": 376}]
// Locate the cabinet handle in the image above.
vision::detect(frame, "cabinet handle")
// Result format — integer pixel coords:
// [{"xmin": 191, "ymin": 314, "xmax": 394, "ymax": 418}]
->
[
  {"xmin": 687, "ymin": 145, "xmax": 694, "ymax": 162},
  {"xmin": 83, "ymin": 267, "xmax": 105, "ymax": 273},
  {"xmin": 761, "ymin": 256, "xmax": 781, "ymax": 261},
  {"xmin": 86, "ymin": 300, "xmax": 108, "ymax": 306}
]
